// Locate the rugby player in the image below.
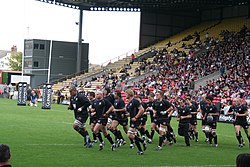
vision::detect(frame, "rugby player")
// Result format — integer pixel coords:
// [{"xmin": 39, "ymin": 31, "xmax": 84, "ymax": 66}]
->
[
  {"xmin": 68, "ymin": 87, "xmax": 92, "ymax": 148},
  {"xmin": 125, "ymin": 89, "xmax": 147, "ymax": 155},
  {"xmin": 92, "ymin": 90, "xmax": 116, "ymax": 151}
]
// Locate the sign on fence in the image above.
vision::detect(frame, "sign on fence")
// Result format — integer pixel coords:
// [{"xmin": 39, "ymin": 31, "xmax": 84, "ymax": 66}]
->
[
  {"xmin": 17, "ymin": 82, "xmax": 27, "ymax": 106},
  {"xmin": 42, "ymin": 84, "xmax": 52, "ymax": 109}
]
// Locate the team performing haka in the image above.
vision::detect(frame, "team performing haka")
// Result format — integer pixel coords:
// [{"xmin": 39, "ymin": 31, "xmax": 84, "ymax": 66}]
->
[{"xmin": 67, "ymin": 87, "xmax": 250, "ymax": 155}]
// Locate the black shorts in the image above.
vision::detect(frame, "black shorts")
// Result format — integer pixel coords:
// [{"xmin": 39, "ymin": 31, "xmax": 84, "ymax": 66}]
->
[
  {"xmin": 202, "ymin": 119, "xmax": 207, "ymax": 126},
  {"xmin": 97, "ymin": 118, "xmax": 108, "ymax": 126},
  {"xmin": 141, "ymin": 115, "xmax": 147, "ymax": 126},
  {"xmin": 157, "ymin": 118, "xmax": 169, "ymax": 126},
  {"xmin": 190, "ymin": 119, "xmax": 197, "ymax": 126},
  {"xmin": 130, "ymin": 120, "xmax": 141, "ymax": 129},
  {"xmin": 149, "ymin": 111, "xmax": 154, "ymax": 122},
  {"xmin": 153, "ymin": 118, "xmax": 160, "ymax": 126},
  {"xmin": 118, "ymin": 119, "xmax": 128, "ymax": 126},
  {"xmin": 207, "ymin": 121, "xmax": 217, "ymax": 129},
  {"xmin": 235, "ymin": 121, "xmax": 249, "ymax": 129},
  {"xmin": 168, "ymin": 116, "xmax": 172, "ymax": 124},
  {"xmin": 113, "ymin": 118, "xmax": 128, "ymax": 126},
  {"xmin": 76, "ymin": 115, "xmax": 88, "ymax": 123},
  {"xmin": 89, "ymin": 117, "xmax": 97, "ymax": 125}
]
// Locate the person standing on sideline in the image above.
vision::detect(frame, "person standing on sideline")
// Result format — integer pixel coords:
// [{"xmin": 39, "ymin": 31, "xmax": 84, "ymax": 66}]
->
[
  {"xmin": 68, "ymin": 86, "xmax": 92, "ymax": 148},
  {"xmin": 0, "ymin": 144, "xmax": 11, "ymax": 167}
]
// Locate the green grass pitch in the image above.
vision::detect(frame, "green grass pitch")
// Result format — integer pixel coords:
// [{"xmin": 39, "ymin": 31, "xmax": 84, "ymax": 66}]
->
[{"xmin": 0, "ymin": 98, "xmax": 249, "ymax": 167}]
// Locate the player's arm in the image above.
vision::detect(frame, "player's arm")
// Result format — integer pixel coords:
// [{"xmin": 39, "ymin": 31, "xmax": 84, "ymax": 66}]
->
[
  {"xmin": 181, "ymin": 108, "xmax": 192, "ymax": 119},
  {"xmin": 132, "ymin": 105, "xmax": 144, "ymax": 121},
  {"xmin": 167, "ymin": 106, "xmax": 174, "ymax": 117},
  {"xmin": 114, "ymin": 107, "xmax": 126, "ymax": 112},
  {"xmin": 68, "ymin": 99, "xmax": 73, "ymax": 110},
  {"xmin": 236, "ymin": 109, "xmax": 249, "ymax": 117},
  {"xmin": 180, "ymin": 114, "xmax": 192, "ymax": 119},
  {"xmin": 77, "ymin": 96, "xmax": 90, "ymax": 112}
]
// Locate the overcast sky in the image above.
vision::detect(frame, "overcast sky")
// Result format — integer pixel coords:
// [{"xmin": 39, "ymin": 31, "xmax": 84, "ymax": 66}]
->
[{"xmin": 0, "ymin": 0, "xmax": 140, "ymax": 65}]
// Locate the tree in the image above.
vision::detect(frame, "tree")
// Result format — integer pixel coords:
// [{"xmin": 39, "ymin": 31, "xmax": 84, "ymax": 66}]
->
[{"xmin": 8, "ymin": 52, "xmax": 22, "ymax": 71}]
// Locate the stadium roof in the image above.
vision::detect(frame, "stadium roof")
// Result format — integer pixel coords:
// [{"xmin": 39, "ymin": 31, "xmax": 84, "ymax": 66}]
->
[{"xmin": 37, "ymin": 0, "xmax": 249, "ymax": 11}]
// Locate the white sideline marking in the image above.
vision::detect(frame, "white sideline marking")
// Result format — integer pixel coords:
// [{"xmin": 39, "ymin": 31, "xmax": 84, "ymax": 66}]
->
[
  {"xmin": 26, "ymin": 144, "xmax": 78, "ymax": 146},
  {"xmin": 60, "ymin": 122, "xmax": 72, "ymax": 125}
]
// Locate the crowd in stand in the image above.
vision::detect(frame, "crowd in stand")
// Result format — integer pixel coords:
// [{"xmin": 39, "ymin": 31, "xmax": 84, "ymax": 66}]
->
[{"xmin": 56, "ymin": 25, "xmax": 249, "ymax": 112}]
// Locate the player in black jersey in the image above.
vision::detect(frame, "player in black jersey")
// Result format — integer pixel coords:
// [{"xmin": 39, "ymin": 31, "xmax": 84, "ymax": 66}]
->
[
  {"xmin": 153, "ymin": 91, "xmax": 173, "ymax": 150},
  {"xmin": 228, "ymin": 98, "xmax": 245, "ymax": 147},
  {"xmin": 125, "ymin": 89, "xmax": 147, "ymax": 155},
  {"xmin": 199, "ymin": 94, "xmax": 209, "ymax": 142},
  {"xmin": 92, "ymin": 90, "xmax": 116, "ymax": 151},
  {"xmin": 103, "ymin": 87, "xmax": 114, "ymax": 128},
  {"xmin": 186, "ymin": 98, "xmax": 199, "ymax": 142},
  {"xmin": 111, "ymin": 90, "xmax": 127, "ymax": 147},
  {"xmin": 145, "ymin": 92, "xmax": 157, "ymax": 143},
  {"xmin": 176, "ymin": 98, "xmax": 192, "ymax": 146},
  {"xmin": 135, "ymin": 96, "xmax": 151, "ymax": 143},
  {"xmin": 232, "ymin": 98, "xmax": 250, "ymax": 148},
  {"xmin": 87, "ymin": 91, "xmax": 103, "ymax": 144},
  {"xmin": 204, "ymin": 95, "xmax": 219, "ymax": 147},
  {"xmin": 68, "ymin": 87, "xmax": 92, "ymax": 148}
]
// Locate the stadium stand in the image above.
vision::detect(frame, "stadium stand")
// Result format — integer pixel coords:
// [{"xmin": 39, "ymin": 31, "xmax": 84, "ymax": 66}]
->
[{"xmin": 52, "ymin": 17, "xmax": 250, "ymax": 106}]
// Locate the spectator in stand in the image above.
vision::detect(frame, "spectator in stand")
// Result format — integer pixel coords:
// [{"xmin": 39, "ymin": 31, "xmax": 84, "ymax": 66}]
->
[{"xmin": 131, "ymin": 53, "xmax": 135, "ymax": 64}]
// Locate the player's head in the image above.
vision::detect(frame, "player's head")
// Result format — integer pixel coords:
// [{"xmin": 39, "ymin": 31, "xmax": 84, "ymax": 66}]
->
[
  {"xmin": 236, "ymin": 153, "xmax": 250, "ymax": 167},
  {"xmin": 114, "ymin": 90, "xmax": 122, "ymax": 99},
  {"xmin": 178, "ymin": 98, "xmax": 185, "ymax": 106},
  {"xmin": 103, "ymin": 87, "xmax": 111, "ymax": 96},
  {"xmin": 206, "ymin": 95, "xmax": 213, "ymax": 104},
  {"xmin": 0, "ymin": 144, "xmax": 11, "ymax": 163},
  {"xmin": 148, "ymin": 92, "xmax": 155, "ymax": 102},
  {"xmin": 125, "ymin": 89, "xmax": 134, "ymax": 99},
  {"xmin": 95, "ymin": 90, "xmax": 103, "ymax": 100},
  {"xmin": 155, "ymin": 91, "xmax": 163, "ymax": 100},
  {"xmin": 87, "ymin": 91, "xmax": 95, "ymax": 100},
  {"xmin": 69, "ymin": 86, "xmax": 77, "ymax": 96}
]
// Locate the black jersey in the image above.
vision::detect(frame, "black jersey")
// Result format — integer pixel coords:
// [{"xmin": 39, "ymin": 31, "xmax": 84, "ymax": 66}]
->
[
  {"xmin": 187, "ymin": 104, "xmax": 197, "ymax": 120},
  {"xmin": 89, "ymin": 99, "xmax": 96, "ymax": 118},
  {"xmin": 92, "ymin": 99, "xmax": 112, "ymax": 119},
  {"xmin": 235, "ymin": 105, "xmax": 248, "ymax": 123},
  {"xmin": 114, "ymin": 98, "xmax": 126, "ymax": 119},
  {"xmin": 205, "ymin": 104, "xmax": 219, "ymax": 122},
  {"xmin": 145, "ymin": 101, "xmax": 154, "ymax": 110},
  {"xmin": 199, "ymin": 100, "xmax": 207, "ymax": 116},
  {"xmin": 153, "ymin": 99, "xmax": 172, "ymax": 118},
  {"xmin": 228, "ymin": 105, "xmax": 236, "ymax": 119},
  {"xmin": 104, "ymin": 94, "xmax": 115, "ymax": 105},
  {"xmin": 177, "ymin": 106, "xmax": 191, "ymax": 124},
  {"xmin": 68, "ymin": 93, "xmax": 90, "ymax": 118},
  {"xmin": 126, "ymin": 98, "xmax": 141, "ymax": 118}
]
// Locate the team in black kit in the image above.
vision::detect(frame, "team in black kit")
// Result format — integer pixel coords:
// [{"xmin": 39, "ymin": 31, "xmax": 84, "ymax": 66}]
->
[{"xmin": 67, "ymin": 86, "xmax": 249, "ymax": 155}]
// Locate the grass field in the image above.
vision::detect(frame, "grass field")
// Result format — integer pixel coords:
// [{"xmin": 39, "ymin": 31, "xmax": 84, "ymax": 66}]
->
[{"xmin": 0, "ymin": 98, "xmax": 249, "ymax": 167}]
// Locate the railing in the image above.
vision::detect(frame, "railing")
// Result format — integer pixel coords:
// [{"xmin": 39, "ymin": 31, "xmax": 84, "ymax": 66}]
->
[
  {"xmin": 101, "ymin": 48, "xmax": 139, "ymax": 67},
  {"xmin": 50, "ymin": 48, "xmax": 140, "ymax": 86}
]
